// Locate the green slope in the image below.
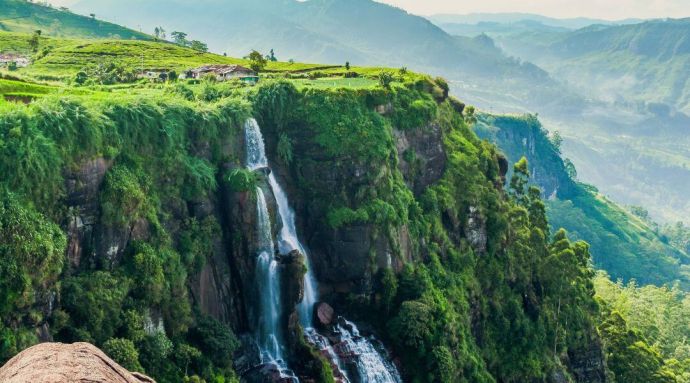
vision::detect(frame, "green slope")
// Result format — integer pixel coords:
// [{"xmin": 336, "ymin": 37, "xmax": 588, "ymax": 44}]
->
[
  {"xmin": 0, "ymin": 0, "xmax": 150, "ymax": 40},
  {"xmin": 475, "ymin": 113, "xmax": 690, "ymax": 288}
]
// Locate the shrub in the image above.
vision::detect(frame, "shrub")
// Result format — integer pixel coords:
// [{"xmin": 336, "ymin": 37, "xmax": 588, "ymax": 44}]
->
[
  {"xmin": 100, "ymin": 166, "xmax": 155, "ymax": 228},
  {"xmin": 227, "ymin": 168, "xmax": 259, "ymax": 192},
  {"xmin": 277, "ymin": 133, "xmax": 293, "ymax": 164},
  {"xmin": 61, "ymin": 271, "xmax": 131, "ymax": 343},
  {"xmin": 327, "ymin": 207, "xmax": 370, "ymax": 228},
  {"xmin": 377, "ymin": 71, "xmax": 394, "ymax": 88},
  {"xmin": 0, "ymin": 192, "xmax": 66, "ymax": 320},
  {"xmin": 389, "ymin": 300, "xmax": 433, "ymax": 350},
  {"xmin": 167, "ymin": 83, "xmax": 194, "ymax": 101},
  {"xmin": 190, "ymin": 316, "xmax": 239, "ymax": 367},
  {"xmin": 103, "ymin": 338, "xmax": 143, "ymax": 372}
]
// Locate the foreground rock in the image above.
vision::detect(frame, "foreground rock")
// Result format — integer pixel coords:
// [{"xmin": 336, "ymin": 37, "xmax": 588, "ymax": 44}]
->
[{"xmin": 0, "ymin": 342, "xmax": 155, "ymax": 383}]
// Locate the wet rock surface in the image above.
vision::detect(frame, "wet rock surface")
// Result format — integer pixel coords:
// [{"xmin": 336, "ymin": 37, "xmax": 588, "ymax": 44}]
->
[
  {"xmin": 303, "ymin": 306, "xmax": 401, "ymax": 383},
  {"xmin": 0, "ymin": 342, "xmax": 155, "ymax": 383},
  {"xmin": 316, "ymin": 302, "xmax": 335, "ymax": 327},
  {"xmin": 65, "ymin": 157, "xmax": 112, "ymax": 269}
]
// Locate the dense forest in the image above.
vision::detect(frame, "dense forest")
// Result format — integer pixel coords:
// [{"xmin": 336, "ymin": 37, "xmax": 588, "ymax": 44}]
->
[{"xmin": 0, "ymin": 2, "xmax": 689, "ymax": 382}]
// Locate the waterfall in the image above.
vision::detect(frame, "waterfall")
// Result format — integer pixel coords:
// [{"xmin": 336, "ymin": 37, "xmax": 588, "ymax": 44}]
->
[
  {"xmin": 244, "ymin": 118, "xmax": 400, "ymax": 383},
  {"xmin": 268, "ymin": 172, "xmax": 319, "ymax": 328},
  {"xmin": 246, "ymin": 118, "xmax": 268, "ymax": 170},
  {"xmin": 255, "ymin": 187, "xmax": 284, "ymax": 363}
]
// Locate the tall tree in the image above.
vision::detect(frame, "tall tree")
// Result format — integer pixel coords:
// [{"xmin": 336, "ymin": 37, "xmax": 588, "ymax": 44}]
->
[
  {"xmin": 171, "ymin": 31, "xmax": 188, "ymax": 46},
  {"xmin": 248, "ymin": 50, "xmax": 267, "ymax": 72},
  {"xmin": 190, "ymin": 40, "xmax": 208, "ymax": 53}
]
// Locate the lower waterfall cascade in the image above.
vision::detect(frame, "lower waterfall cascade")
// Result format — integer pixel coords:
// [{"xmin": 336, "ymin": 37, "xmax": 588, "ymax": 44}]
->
[{"xmin": 244, "ymin": 118, "xmax": 401, "ymax": 382}]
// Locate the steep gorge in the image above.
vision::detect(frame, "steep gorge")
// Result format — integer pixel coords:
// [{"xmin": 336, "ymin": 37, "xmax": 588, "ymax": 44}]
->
[{"xmin": 0, "ymin": 78, "xmax": 608, "ymax": 382}]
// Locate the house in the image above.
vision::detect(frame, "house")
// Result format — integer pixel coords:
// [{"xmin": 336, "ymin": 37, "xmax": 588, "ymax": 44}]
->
[
  {"xmin": 138, "ymin": 69, "xmax": 170, "ymax": 82},
  {"xmin": 0, "ymin": 53, "xmax": 30, "ymax": 68},
  {"xmin": 186, "ymin": 64, "xmax": 259, "ymax": 84}
]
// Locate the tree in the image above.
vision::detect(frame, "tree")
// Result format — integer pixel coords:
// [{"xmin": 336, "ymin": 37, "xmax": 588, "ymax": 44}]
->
[
  {"xmin": 463, "ymin": 105, "xmax": 477, "ymax": 124},
  {"xmin": 29, "ymin": 30, "xmax": 41, "ymax": 52},
  {"xmin": 345, "ymin": 61, "xmax": 350, "ymax": 70},
  {"xmin": 267, "ymin": 49, "xmax": 277, "ymax": 62},
  {"xmin": 74, "ymin": 71, "xmax": 88, "ymax": 85},
  {"xmin": 154, "ymin": 26, "xmax": 166, "ymax": 40},
  {"xmin": 89, "ymin": 13, "xmax": 96, "ymax": 20},
  {"xmin": 248, "ymin": 50, "xmax": 267, "ymax": 72},
  {"xmin": 171, "ymin": 31, "xmax": 188, "ymax": 46},
  {"xmin": 551, "ymin": 130, "xmax": 563, "ymax": 153},
  {"xmin": 0, "ymin": 192, "xmax": 66, "ymax": 321},
  {"xmin": 190, "ymin": 316, "xmax": 239, "ymax": 367},
  {"xmin": 564, "ymin": 158, "xmax": 577, "ymax": 180},
  {"xmin": 510, "ymin": 157, "xmax": 530, "ymax": 205},
  {"xmin": 103, "ymin": 338, "xmax": 143, "ymax": 372},
  {"xmin": 189, "ymin": 40, "xmax": 208, "ymax": 52},
  {"xmin": 377, "ymin": 71, "xmax": 394, "ymax": 88},
  {"xmin": 175, "ymin": 344, "xmax": 202, "ymax": 376}
]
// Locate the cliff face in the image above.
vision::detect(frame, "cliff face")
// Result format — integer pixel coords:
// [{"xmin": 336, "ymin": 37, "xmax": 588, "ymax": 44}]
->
[
  {"xmin": 474, "ymin": 114, "xmax": 576, "ymax": 199},
  {"xmin": 0, "ymin": 81, "xmax": 608, "ymax": 382},
  {"xmin": 476, "ymin": 112, "xmax": 690, "ymax": 289}
]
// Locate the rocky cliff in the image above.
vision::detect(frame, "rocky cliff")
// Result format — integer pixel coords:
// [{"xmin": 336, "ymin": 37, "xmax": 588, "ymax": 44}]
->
[{"xmin": 0, "ymin": 79, "xmax": 609, "ymax": 382}]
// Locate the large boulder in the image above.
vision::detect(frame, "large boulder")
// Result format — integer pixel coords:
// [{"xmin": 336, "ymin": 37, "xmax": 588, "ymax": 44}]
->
[
  {"xmin": 315, "ymin": 302, "xmax": 335, "ymax": 328},
  {"xmin": 0, "ymin": 342, "xmax": 155, "ymax": 383}
]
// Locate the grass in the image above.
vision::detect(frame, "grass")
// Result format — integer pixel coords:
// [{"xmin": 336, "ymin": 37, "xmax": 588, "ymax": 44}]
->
[
  {"xmin": 0, "ymin": 29, "xmax": 429, "ymax": 102},
  {"xmin": 0, "ymin": 0, "xmax": 150, "ymax": 40},
  {"xmin": 0, "ymin": 78, "xmax": 56, "ymax": 95},
  {"xmin": 0, "ymin": 30, "xmax": 426, "ymax": 105},
  {"xmin": 292, "ymin": 77, "xmax": 378, "ymax": 89},
  {"xmin": 0, "ymin": 31, "xmax": 404, "ymax": 80}
]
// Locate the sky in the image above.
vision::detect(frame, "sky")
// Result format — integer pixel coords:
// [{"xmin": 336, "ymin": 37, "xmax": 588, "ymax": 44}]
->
[
  {"xmin": 48, "ymin": 0, "xmax": 690, "ymax": 20},
  {"xmin": 378, "ymin": 0, "xmax": 690, "ymax": 20}
]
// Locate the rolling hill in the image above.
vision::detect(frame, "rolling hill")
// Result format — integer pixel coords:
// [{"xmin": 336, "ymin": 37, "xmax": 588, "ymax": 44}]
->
[
  {"xmin": 0, "ymin": 0, "xmax": 150, "ymax": 40},
  {"xmin": 69, "ymin": 0, "xmax": 572, "ymax": 110}
]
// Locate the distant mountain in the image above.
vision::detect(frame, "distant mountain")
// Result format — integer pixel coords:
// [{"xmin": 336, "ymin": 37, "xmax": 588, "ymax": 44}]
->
[
  {"xmin": 69, "ymin": 0, "xmax": 563, "ymax": 101},
  {"xmin": 434, "ymin": 19, "xmax": 571, "ymax": 39},
  {"xmin": 428, "ymin": 14, "xmax": 690, "ymax": 223},
  {"xmin": 475, "ymin": 113, "xmax": 690, "ymax": 288},
  {"xmin": 490, "ymin": 18, "xmax": 690, "ymax": 114},
  {"xmin": 0, "ymin": 0, "xmax": 149, "ymax": 40},
  {"xmin": 429, "ymin": 12, "xmax": 644, "ymax": 30}
]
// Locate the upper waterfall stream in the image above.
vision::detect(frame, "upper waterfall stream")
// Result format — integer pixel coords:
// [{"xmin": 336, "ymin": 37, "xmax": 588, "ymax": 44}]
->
[{"xmin": 244, "ymin": 118, "xmax": 401, "ymax": 383}]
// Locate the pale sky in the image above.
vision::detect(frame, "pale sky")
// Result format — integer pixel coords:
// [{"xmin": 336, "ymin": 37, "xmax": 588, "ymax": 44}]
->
[
  {"xmin": 49, "ymin": 0, "xmax": 690, "ymax": 20},
  {"xmin": 378, "ymin": 0, "xmax": 690, "ymax": 19}
]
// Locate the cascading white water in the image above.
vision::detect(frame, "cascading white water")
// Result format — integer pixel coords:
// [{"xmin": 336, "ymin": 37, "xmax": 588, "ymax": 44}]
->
[
  {"xmin": 245, "ymin": 119, "xmax": 294, "ymax": 379},
  {"xmin": 246, "ymin": 118, "xmax": 268, "ymax": 170},
  {"xmin": 267, "ymin": 172, "xmax": 319, "ymax": 327},
  {"xmin": 255, "ymin": 187, "xmax": 284, "ymax": 363},
  {"xmin": 335, "ymin": 320, "xmax": 402, "ymax": 383},
  {"xmin": 245, "ymin": 118, "xmax": 400, "ymax": 383}
]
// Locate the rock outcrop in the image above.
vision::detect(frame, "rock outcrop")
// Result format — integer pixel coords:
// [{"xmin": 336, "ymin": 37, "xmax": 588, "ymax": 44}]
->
[
  {"xmin": 0, "ymin": 342, "xmax": 155, "ymax": 383},
  {"xmin": 394, "ymin": 122, "xmax": 447, "ymax": 195}
]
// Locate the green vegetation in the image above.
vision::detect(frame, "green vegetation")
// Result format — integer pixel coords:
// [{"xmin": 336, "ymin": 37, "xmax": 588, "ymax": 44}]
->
[
  {"xmin": 0, "ymin": 18, "xmax": 685, "ymax": 383},
  {"xmin": 251, "ymin": 78, "xmax": 605, "ymax": 382},
  {"xmin": 0, "ymin": 89, "xmax": 251, "ymax": 381},
  {"xmin": 475, "ymin": 113, "xmax": 690, "ymax": 289},
  {"xmin": 0, "ymin": 0, "xmax": 150, "ymax": 40},
  {"xmin": 595, "ymin": 273, "xmax": 690, "ymax": 382}
]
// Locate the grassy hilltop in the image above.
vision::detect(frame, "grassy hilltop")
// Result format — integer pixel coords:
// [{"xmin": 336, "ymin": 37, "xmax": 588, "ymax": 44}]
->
[{"xmin": 0, "ymin": 0, "xmax": 150, "ymax": 39}]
